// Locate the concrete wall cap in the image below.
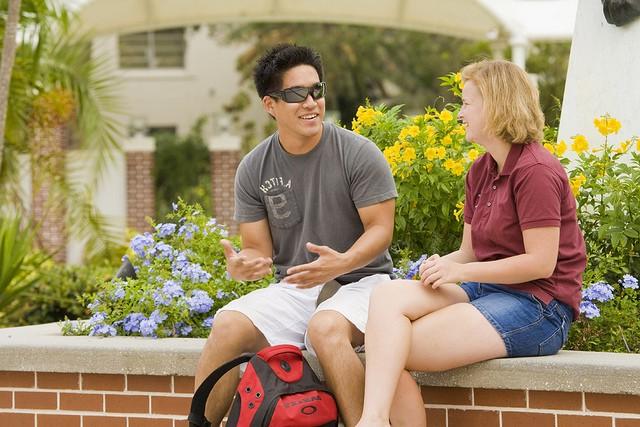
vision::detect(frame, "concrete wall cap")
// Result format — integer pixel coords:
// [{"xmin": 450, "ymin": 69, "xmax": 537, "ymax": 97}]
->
[{"xmin": 1, "ymin": 323, "xmax": 639, "ymax": 394}]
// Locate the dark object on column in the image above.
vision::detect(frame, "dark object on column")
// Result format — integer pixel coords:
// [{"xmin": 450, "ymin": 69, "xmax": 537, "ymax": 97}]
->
[
  {"xmin": 603, "ymin": 0, "xmax": 640, "ymax": 26},
  {"xmin": 115, "ymin": 257, "xmax": 137, "ymax": 280}
]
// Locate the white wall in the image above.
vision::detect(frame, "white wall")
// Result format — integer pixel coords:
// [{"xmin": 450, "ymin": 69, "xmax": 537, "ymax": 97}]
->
[
  {"xmin": 559, "ymin": 0, "xmax": 640, "ymax": 148},
  {"xmin": 94, "ymin": 25, "xmax": 267, "ymax": 140}
]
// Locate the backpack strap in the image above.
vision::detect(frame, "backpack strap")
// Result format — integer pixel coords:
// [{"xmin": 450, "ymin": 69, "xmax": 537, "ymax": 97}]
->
[{"xmin": 188, "ymin": 353, "xmax": 254, "ymax": 427}]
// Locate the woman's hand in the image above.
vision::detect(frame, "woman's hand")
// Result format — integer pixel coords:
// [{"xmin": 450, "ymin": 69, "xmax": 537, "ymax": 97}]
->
[{"xmin": 419, "ymin": 254, "xmax": 463, "ymax": 289}]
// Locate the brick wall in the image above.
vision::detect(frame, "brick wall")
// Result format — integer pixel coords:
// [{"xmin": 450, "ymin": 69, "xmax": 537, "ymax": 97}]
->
[
  {"xmin": 0, "ymin": 371, "xmax": 194, "ymax": 427},
  {"xmin": 126, "ymin": 151, "xmax": 155, "ymax": 233},
  {"xmin": 421, "ymin": 386, "xmax": 640, "ymax": 427},
  {"xmin": 2, "ymin": 372, "xmax": 640, "ymax": 426},
  {"xmin": 210, "ymin": 150, "xmax": 240, "ymax": 236}
]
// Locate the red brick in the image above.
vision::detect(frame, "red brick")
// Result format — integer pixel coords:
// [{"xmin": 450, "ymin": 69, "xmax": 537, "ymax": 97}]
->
[
  {"xmin": 0, "ymin": 391, "xmax": 11, "ymax": 408},
  {"xmin": 617, "ymin": 419, "xmax": 640, "ymax": 427},
  {"xmin": 37, "ymin": 414, "xmax": 81, "ymax": 427},
  {"xmin": 425, "ymin": 408, "xmax": 446, "ymax": 427},
  {"xmin": 422, "ymin": 386, "xmax": 472, "ymax": 405},
  {"xmin": 558, "ymin": 415, "xmax": 612, "ymax": 427},
  {"xmin": 83, "ymin": 416, "xmax": 127, "ymax": 427},
  {"xmin": 585, "ymin": 393, "xmax": 640, "ymax": 414},
  {"xmin": 105, "ymin": 394, "xmax": 149, "ymax": 413},
  {"xmin": 37, "ymin": 372, "xmax": 80, "ymax": 389},
  {"xmin": 127, "ymin": 375, "xmax": 171, "ymax": 392},
  {"xmin": 530, "ymin": 390, "xmax": 583, "ymax": 410},
  {"xmin": 0, "ymin": 371, "xmax": 35, "ymax": 388},
  {"xmin": 449, "ymin": 409, "xmax": 500, "ymax": 427},
  {"xmin": 129, "ymin": 418, "xmax": 173, "ymax": 427},
  {"xmin": 474, "ymin": 388, "xmax": 526, "ymax": 407},
  {"xmin": 0, "ymin": 413, "xmax": 35, "ymax": 426},
  {"xmin": 174, "ymin": 376, "xmax": 195, "ymax": 394},
  {"xmin": 82, "ymin": 373, "xmax": 125, "ymax": 391},
  {"xmin": 15, "ymin": 391, "xmax": 57, "ymax": 409},
  {"xmin": 151, "ymin": 395, "xmax": 191, "ymax": 416},
  {"xmin": 174, "ymin": 420, "xmax": 189, "ymax": 427},
  {"xmin": 502, "ymin": 411, "xmax": 555, "ymax": 427},
  {"xmin": 60, "ymin": 392, "xmax": 104, "ymax": 411}
]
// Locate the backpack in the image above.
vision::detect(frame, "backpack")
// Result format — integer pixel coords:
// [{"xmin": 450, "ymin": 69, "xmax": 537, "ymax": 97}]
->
[{"xmin": 188, "ymin": 344, "xmax": 339, "ymax": 427}]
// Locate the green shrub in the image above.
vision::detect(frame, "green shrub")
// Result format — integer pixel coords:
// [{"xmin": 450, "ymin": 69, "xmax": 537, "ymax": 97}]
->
[{"xmin": 1, "ymin": 262, "xmax": 113, "ymax": 327}]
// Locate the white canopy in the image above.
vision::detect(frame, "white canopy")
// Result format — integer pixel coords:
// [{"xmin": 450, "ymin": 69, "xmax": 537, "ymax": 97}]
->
[{"xmin": 77, "ymin": 0, "xmax": 578, "ymax": 68}]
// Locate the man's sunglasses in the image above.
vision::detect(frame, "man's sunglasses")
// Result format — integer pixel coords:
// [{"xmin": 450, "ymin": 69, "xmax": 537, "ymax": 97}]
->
[{"xmin": 268, "ymin": 81, "xmax": 327, "ymax": 103}]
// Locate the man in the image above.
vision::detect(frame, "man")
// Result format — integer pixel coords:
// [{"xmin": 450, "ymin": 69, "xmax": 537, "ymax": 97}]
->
[{"xmin": 194, "ymin": 44, "xmax": 396, "ymax": 427}]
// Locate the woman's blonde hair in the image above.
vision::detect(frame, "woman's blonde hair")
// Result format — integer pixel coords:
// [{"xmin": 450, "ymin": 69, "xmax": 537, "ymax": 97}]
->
[{"xmin": 461, "ymin": 60, "xmax": 544, "ymax": 144}]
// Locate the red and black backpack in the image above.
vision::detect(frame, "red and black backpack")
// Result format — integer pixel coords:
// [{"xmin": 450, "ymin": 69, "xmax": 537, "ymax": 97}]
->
[{"xmin": 189, "ymin": 344, "xmax": 339, "ymax": 427}]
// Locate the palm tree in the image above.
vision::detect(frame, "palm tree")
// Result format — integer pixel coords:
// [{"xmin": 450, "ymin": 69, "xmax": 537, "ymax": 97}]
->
[
  {"xmin": 1, "ymin": 0, "xmax": 124, "ymax": 261},
  {"xmin": 0, "ymin": 0, "xmax": 22, "ymax": 172}
]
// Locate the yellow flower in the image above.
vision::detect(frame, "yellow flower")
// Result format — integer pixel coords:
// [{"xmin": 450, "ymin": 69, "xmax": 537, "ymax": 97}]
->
[
  {"xmin": 544, "ymin": 143, "xmax": 555, "ymax": 154},
  {"xmin": 613, "ymin": 140, "xmax": 631, "ymax": 154},
  {"xmin": 593, "ymin": 115, "xmax": 622, "ymax": 136},
  {"xmin": 467, "ymin": 148, "xmax": 480, "ymax": 161},
  {"xmin": 453, "ymin": 201, "xmax": 465, "ymax": 222},
  {"xmin": 451, "ymin": 161, "xmax": 465, "ymax": 176},
  {"xmin": 401, "ymin": 146, "xmax": 416, "ymax": 164},
  {"xmin": 556, "ymin": 140, "xmax": 567, "ymax": 157},
  {"xmin": 435, "ymin": 146, "xmax": 446, "ymax": 159},
  {"xmin": 637, "ymin": 138, "xmax": 640, "ymax": 152},
  {"xmin": 399, "ymin": 125, "xmax": 420, "ymax": 141},
  {"xmin": 443, "ymin": 158, "xmax": 456, "ymax": 171},
  {"xmin": 439, "ymin": 109, "xmax": 454, "ymax": 124},
  {"xmin": 570, "ymin": 174, "xmax": 586, "ymax": 196},
  {"xmin": 425, "ymin": 147, "xmax": 437, "ymax": 161},
  {"xmin": 356, "ymin": 106, "xmax": 382, "ymax": 127},
  {"xmin": 571, "ymin": 135, "xmax": 589, "ymax": 154},
  {"xmin": 451, "ymin": 125, "xmax": 466, "ymax": 136},
  {"xmin": 454, "ymin": 72, "xmax": 461, "ymax": 83},
  {"xmin": 442, "ymin": 135, "xmax": 453, "ymax": 146}
]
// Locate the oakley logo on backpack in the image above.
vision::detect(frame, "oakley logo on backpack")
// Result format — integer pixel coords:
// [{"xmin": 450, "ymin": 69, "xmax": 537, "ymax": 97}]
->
[{"xmin": 188, "ymin": 344, "xmax": 339, "ymax": 427}]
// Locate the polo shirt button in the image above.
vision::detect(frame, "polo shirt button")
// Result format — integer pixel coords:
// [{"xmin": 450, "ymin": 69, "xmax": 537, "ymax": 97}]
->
[
  {"xmin": 487, "ymin": 202, "xmax": 492, "ymax": 207},
  {"xmin": 492, "ymin": 185, "xmax": 497, "ymax": 190}
]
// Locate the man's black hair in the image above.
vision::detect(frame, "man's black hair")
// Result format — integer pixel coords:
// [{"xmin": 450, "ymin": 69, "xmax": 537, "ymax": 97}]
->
[{"xmin": 253, "ymin": 44, "xmax": 324, "ymax": 98}]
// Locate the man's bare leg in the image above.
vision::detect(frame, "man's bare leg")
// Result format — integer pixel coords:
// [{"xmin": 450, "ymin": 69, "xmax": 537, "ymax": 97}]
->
[
  {"xmin": 194, "ymin": 311, "xmax": 269, "ymax": 425},
  {"xmin": 307, "ymin": 310, "xmax": 366, "ymax": 427}
]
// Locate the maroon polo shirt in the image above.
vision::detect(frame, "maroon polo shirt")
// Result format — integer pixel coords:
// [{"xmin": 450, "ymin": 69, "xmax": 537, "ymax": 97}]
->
[{"xmin": 464, "ymin": 142, "xmax": 587, "ymax": 319}]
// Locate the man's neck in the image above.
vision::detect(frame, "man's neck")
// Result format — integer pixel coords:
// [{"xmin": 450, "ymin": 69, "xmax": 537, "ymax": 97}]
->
[{"xmin": 278, "ymin": 125, "xmax": 324, "ymax": 155}]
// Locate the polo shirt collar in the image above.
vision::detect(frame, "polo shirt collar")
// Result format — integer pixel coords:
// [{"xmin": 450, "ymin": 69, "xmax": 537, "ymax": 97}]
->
[{"xmin": 499, "ymin": 143, "xmax": 525, "ymax": 177}]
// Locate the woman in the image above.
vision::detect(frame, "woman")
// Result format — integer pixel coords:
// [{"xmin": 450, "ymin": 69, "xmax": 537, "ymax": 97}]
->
[{"xmin": 356, "ymin": 60, "xmax": 586, "ymax": 427}]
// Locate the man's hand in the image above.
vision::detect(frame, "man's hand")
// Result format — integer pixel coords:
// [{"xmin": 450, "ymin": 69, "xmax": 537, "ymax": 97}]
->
[
  {"xmin": 221, "ymin": 239, "xmax": 272, "ymax": 281},
  {"xmin": 419, "ymin": 254, "xmax": 462, "ymax": 289},
  {"xmin": 284, "ymin": 242, "xmax": 348, "ymax": 288}
]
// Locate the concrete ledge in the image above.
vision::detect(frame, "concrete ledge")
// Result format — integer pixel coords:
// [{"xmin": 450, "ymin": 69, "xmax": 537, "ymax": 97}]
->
[{"xmin": 2, "ymin": 323, "xmax": 639, "ymax": 395}]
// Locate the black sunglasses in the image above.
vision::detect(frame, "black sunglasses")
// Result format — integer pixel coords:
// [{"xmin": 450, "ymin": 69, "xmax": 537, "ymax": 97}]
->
[{"xmin": 268, "ymin": 81, "xmax": 326, "ymax": 103}]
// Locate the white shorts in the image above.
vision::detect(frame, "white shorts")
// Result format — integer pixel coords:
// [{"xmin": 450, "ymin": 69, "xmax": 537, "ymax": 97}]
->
[{"xmin": 216, "ymin": 274, "xmax": 390, "ymax": 356}]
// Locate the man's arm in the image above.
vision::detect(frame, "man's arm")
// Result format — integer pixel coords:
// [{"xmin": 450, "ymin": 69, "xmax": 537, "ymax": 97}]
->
[
  {"xmin": 221, "ymin": 219, "xmax": 273, "ymax": 281},
  {"xmin": 284, "ymin": 198, "xmax": 395, "ymax": 287}
]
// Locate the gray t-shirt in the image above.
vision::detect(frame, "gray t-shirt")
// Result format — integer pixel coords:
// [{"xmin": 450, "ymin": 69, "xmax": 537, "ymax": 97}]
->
[{"xmin": 234, "ymin": 122, "xmax": 397, "ymax": 283}]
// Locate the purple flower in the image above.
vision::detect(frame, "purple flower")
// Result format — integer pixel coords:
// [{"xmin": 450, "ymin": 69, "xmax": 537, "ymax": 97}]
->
[
  {"xmin": 202, "ymin": 317, "xmax": 214, "ymax": 328},
  {"xmin": 187, "ymin": 290, "xmax": 214, "ymax": 314},
  {"xmin": 619, "ymin": 274, "xmax": 639, "ymax": 290},
  {"xmin": 175, "ymin": 322, "xmax": 193, "ymax": 336},
  {"xmin": 90, "ymin": 323, "xmax": 117, "ymax": 337},
  {"xmin": 175, "ymin": 262, "xmax": 212, "ymax": 284},
  {"xmin": 130, "ymin": 232, "xmax": 154, "ymax": 258},
  {"xmin": 172, "ymin": 202, "xmax": 178, "ymax": 211},
  {"xmin": 172, "ymin": 251, "xmax": 190, "ymax": 272},
  {"xmin": 178, "ymin": 223, "xmax": 199, "ymax": 240},
  {"xmin": 123, "ymin": 313, "xmax": 146, "ymax": 333},
  {"xmin": 112, "ymin": 286, "xmax": 125, "ymax": 300},
  {"xmin": 406, "ymin": 254, "xmax": 428, "ymax": 280},
  {"xmin": 579, "ymin": 300, "xmax": 601, "ymax": 319},
  {"xmin": 139, "ymin": 310, "xmax": 168, "ymax": 338},
  {"xmin": 150, "ymin": 242, "xmax": 175, "ymax": 261},
  {"xmin": 216, "ymin": 290, "xmax": 227, "ymax": 299},
  {"xmin": 87, "ymin": 299, "xmax": 101, "ymax": 311},
  {"xmin": 156, "ymin": 223, "xmax": 177, "ymax": 238},
  {"xmin": 163, "ymin": 280, "xmax": 184, "ymax": 298},
  {"xmin": 583, "ymin": 281, "xmax": 614, "ymax": 302}
]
